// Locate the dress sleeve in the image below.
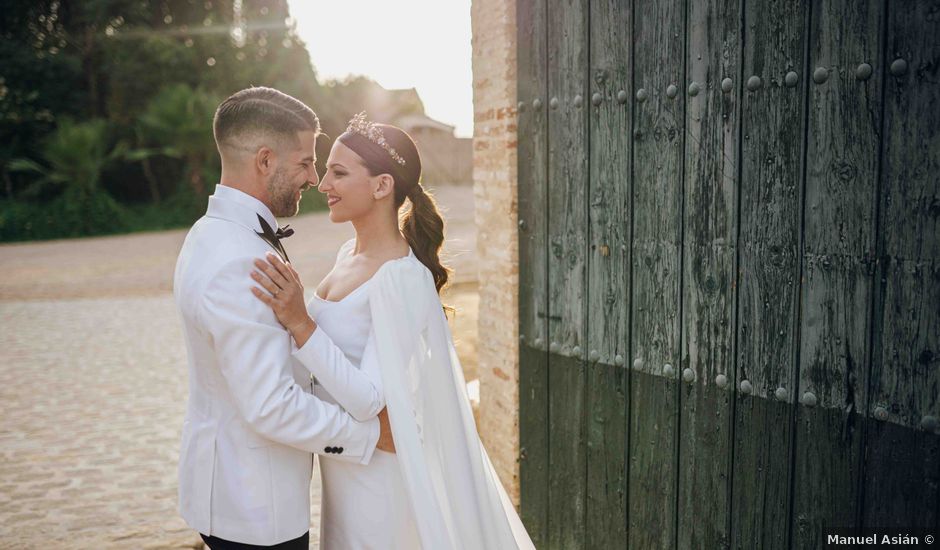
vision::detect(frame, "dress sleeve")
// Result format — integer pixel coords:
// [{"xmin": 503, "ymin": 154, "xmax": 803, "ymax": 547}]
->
[
  {"xmin": 200, "ymin": 255, "xmax": 380, "ymax": 465},
  {"xmin": 291, "ymin": 321, "xmax": 385, "ymax": 422}
]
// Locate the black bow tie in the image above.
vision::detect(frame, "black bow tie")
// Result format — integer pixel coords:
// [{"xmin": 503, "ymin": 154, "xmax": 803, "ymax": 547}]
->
[
  {"xmin": 275, "ymin": 225, "xmax": 294, "ymax": 239},
  {"xmin": 255, "ymin": 214, "xmax": 292, "ymax": 262}
]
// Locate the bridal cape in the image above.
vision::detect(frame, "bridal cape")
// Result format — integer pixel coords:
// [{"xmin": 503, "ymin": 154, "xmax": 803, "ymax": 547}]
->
[{"xmin": 367, "ymin": 255, "xmax": 535, "ymax": 550}]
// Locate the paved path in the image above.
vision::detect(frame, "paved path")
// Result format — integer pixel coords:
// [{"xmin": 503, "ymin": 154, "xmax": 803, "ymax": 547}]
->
[
  {"xmin": 0, "ymin": 185, "xmax": 478, "ymax": 549},
  {"xmin": 0, "ymin": 184, "xmax": 478, "ymax": 301}
]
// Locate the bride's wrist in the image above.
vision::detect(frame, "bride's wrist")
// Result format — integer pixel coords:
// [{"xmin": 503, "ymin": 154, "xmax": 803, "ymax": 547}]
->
[{"xmin": 288, "ymin": 317, "xmax": 316, "ymax": 346}]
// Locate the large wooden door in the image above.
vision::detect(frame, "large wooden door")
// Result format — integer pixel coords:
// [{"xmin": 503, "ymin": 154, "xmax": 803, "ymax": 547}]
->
[{"xmin": 516, "ymin": 0, "xmax": 940, "ymax": 548}]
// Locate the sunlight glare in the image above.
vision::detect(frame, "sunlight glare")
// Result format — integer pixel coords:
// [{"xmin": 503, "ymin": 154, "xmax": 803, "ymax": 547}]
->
[{"xmin": 286, "ymin": 0, "xmax": 474, "ymax": 137}]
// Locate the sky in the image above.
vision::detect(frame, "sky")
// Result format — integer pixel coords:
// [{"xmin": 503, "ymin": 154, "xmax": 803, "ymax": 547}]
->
[{"xmin": 286, "ymin": 0, "xmax": 474, "ymax": 138}]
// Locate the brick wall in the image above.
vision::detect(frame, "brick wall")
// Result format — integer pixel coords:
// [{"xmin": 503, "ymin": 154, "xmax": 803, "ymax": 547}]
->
[{"xmin": 470, "ymin": 0, "xmax": 520, "ymax": 505}]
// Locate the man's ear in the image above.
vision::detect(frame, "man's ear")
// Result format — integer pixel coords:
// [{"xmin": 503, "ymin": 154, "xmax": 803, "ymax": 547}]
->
[
  {"xmin": 373, "ymin": 174, "xmax": 395, "ymax": 200},
  {"xmin": 255, "ymin": 146, "xmax": 275, "ymax": 176}
]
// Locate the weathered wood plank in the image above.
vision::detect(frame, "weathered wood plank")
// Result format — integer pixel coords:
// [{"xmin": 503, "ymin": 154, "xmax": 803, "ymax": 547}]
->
[
  {"xmin": 627, "ymin": 0, "xmax": 685, "ymax": 547},
  {"xmin": 517, "ymin": 0, "xmax": 550, "ymax": 545},
  {"xmin": 586, "ymin": 0, "xmax": 630, "ymax": 547},
  {"xmin": 730, "ymin": 0, "xmax": 809, "ymax": 548},
  {"xmin": 678, "ymin": 0, "xmax": 741, "ymax": 547},
  {"xmin": 862, "ymin": 0, "xmax": 940, "ymax": 531},
  {"xmin": 791, "ymin": 0, "xmax": 884, "ymax": 546},
  {"xmin": 519, "ymin": 1, "xmax": 940, "ymax": 545},
  {"xmin": 546, "ymin": 0, "xmax": 589, "ymax": 547}
]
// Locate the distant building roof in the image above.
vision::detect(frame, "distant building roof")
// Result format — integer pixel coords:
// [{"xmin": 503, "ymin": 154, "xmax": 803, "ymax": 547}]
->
[
  {"xmin": 366, "ymin": 87, "xmax": 425, "ymax": 122},
  {"xmin": 396, "ymin": 113, "xmax": 456, "ymax": 135},
  {"xmin": 386, "ymin": 88, "xmax": 422, "ymax": 105}
]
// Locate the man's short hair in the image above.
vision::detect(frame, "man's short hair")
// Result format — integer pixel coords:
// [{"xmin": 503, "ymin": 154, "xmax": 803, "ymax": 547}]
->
[{"xmin": 213, "ymin": 86, "xmax": 320, "ymax": 155}]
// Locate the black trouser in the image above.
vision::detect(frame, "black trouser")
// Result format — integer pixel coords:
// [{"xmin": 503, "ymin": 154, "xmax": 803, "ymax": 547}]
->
[{"xmin": 200, "ymin": 530, "xmax": 309, "ymax": 549}]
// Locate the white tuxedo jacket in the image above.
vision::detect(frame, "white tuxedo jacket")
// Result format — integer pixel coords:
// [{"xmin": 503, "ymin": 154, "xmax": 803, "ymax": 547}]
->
[{"xmin": 173, "ymin": 184, "xmax": 379, "ymax": 545}]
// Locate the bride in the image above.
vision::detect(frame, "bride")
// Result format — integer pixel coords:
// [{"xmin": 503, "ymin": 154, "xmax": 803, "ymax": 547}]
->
[{"xmin": 248, "ymin": 113, "xmax": 534, "ymax": 549}]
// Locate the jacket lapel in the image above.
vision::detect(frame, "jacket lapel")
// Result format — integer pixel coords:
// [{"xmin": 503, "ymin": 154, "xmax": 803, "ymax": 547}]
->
[
  {"xmin": 204, "ymin": 195, "xmax": 290, "ymax": 263},
  {"xmin": 255, "ymin": 214, "xmax": 291, "ymax": 263}
]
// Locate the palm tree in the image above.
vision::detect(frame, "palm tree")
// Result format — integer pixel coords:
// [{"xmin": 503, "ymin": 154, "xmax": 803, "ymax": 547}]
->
[
  {"xmin": 136, "ymin": 84, "xmax": 218, "ymax": 196},
  {"xmin": 8, "ymin": 118, "xmax": 127, "ymax": 236},
  {"xmin": 9, "ymin": 118, "xmax": 121, "ymax": 200}
]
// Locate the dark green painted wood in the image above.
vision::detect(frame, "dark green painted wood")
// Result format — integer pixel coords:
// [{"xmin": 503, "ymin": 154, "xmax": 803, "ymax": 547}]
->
[
  {"xmin": 731, "ymin": 0, "xmax": 809, "ymax": 548},
  {"xmin": 791, "ymin": 1, "xmax": 884, "ymax": 547},
  {"xmin": 517, "ymin": 0, "xmax": 550, "ymax": 545},
  {"xmin": 627, "ymin": 0, "xmax": 684, "ymax": 547},
  {"xmin": 862, "ymin": 0, "xmax": 940, "ymax": 531},
  {"xmin": 677, "ymin": 0, "xmax": 741, "ymax": 547},
  {"xmin": 517, "ymin": 0, "xmax": 940, "ymax": 545},
  {"xmin": 518, "ymin": 343, "xmax": 550, "ymax": 544},
  {"xmin": 546, "ymin": 0, "xmax": 589, "ymax": 547},
  {"xmin": 586, "ymin": 0, "xmax": 630, "ymax": 547}
]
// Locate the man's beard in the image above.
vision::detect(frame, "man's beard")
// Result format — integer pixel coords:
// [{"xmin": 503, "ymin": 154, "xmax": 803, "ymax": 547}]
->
[{"xmin": 267, "ymin": 166, "xmax": 300, "ymax": 217}]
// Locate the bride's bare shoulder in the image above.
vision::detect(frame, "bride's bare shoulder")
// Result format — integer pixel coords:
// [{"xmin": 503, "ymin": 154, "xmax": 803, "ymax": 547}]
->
[{"xmin": 337, "ymin": 237, "xmax": 356, "ymax": 258}]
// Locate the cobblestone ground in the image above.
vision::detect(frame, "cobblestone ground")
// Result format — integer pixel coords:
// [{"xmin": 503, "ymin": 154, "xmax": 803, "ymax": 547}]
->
[
  {"xmin": 0, "ymin": 185, "xmax": 478, "ymax": 549},
  {"xmin": 0, "ymin": 296, "xmax": 208, "ymax": 548}
]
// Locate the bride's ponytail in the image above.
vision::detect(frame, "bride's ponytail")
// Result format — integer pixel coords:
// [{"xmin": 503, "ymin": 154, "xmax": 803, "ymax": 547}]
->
[{"xmin": 401, "ymin": 184, "xmax": 451, "ymax": 294}]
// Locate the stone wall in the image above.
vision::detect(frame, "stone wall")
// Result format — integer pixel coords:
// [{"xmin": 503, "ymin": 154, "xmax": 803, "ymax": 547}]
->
[{"xmin": 470, "ymin": 0, "xmax": 520, "ymax": 505}]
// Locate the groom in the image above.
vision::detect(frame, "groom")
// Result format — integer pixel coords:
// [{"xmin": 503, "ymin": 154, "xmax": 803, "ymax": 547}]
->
[{"xmin": 173, "ymin": 86, "xmax": 394, "ymax": 548}]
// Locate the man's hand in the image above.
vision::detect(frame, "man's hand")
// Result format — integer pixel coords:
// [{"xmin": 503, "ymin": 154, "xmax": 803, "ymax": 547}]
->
[{"xmin": 376, "ymin": 407, "xmax": 396, "ymax": 453}]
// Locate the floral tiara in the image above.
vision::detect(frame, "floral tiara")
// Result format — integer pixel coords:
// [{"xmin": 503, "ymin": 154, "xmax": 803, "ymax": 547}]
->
[{"xmin": 346, "ymin": 112, "xmax": 406, "ymax": 166}]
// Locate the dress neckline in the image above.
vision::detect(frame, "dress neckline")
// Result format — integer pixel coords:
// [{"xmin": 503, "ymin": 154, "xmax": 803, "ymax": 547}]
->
[{"xmin": 314, "ymin": 244, "xmax": 414, "ymax": 304}]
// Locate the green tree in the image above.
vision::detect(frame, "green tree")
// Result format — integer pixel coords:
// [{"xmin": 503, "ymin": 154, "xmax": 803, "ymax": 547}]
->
[
  {"xmin": 10, "ymin": 118, "xmax": 118, "ymax": 197},
  {"xmin": 1, "ymin": 0, "xmax": 435, "ymax": 241},
  {"xmin": 134, "ymin": 84, "xmax": 219, "ymax": 197},
  {"xmin": 7, "ymin": 118, "xmax": 127, "ymax": 236}
]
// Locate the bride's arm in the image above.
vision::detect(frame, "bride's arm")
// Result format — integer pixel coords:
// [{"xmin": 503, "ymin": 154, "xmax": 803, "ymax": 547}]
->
[
  {"xmin": 250, "ymin": 252, "xmax": 384, "ymax": 423},
  {"xmin": 289, "ymin": 322, "xmax": 384, "ymax": 422}
]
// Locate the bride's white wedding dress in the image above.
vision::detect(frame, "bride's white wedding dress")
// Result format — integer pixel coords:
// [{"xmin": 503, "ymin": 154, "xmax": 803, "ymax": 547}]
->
[
  {"xmin": 304, "ymin": 241, "xmax": 420, "ymax": 549},
  {"xmin": 290, "ymin": 238, "xmax": 534, "ymax": 549}
]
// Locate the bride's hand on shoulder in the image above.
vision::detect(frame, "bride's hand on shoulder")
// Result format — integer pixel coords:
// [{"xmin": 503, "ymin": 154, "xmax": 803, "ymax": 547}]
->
[{"xmin": 250, "ymin": 252, "xmax": 315, "ymax": 337}]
